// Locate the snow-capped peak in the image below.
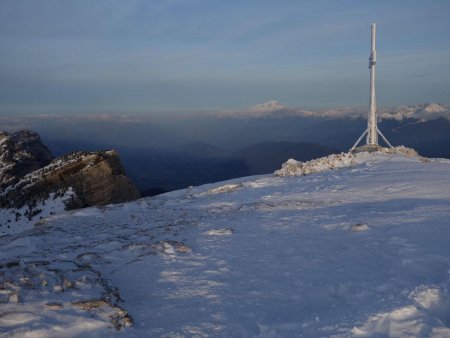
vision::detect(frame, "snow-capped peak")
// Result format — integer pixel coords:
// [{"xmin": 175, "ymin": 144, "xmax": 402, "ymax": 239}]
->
[
  {"xmin": 216, "ymin": 101, "xmax": 314, "ymax": 118},
  {"xmin": 378, "ymin": 103, "xmax": 450, "ymax": 121},
  {"xmin": 213, "ymin": 102, "xmax": 450, "ymax": 120},
  {"xmin": 422, "ymin": 102, "xmax": 447, "ymax": 113},
  {"xmin": 247, "ymin": 100, "xmax": 287, "ymax": 113}
]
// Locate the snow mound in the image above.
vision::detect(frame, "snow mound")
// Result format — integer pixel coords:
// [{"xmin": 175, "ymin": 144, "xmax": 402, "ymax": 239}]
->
[
  {"xmin": 274, "ymin": 146, "xmax": 422, "ymax": 177},
  {"xmin": 352, "ymin": 286, "xmax": 450, "ymax": 337}
]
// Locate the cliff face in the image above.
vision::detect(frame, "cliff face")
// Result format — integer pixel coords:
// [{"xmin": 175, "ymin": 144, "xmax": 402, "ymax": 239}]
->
[
  {"xmin": 0, "ymin": 130, "xmax": 141, "ymax": 231},
  {"xmin": 42, "ymin": 150, "xmax": 141, "ymax": 208},
  {"xmin": 0, "ymin": 130, "xmax": 53, "ymax": 189},
  {"xmin": 1, "ymin": 150, "xmax": 141, "ymax": 211}
]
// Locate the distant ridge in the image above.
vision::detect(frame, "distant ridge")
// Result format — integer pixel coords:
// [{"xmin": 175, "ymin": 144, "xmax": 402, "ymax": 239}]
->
[{"xmin": 212, "ymin": 101, "xmax": 450, "ymax": 121}]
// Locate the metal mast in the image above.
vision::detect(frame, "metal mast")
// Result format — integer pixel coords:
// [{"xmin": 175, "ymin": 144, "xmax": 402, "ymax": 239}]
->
[
  {"xmin": 367, "ymin": 23, "xmax": 378, "ymax": 145},
  {"xmin": 351, "ymin": 23, "xmax": 393, "ymax": 151}
]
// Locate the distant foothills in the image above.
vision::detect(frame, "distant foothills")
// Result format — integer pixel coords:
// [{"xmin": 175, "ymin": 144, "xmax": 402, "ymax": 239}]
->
[{"xmin": 1, "ymin": 102, "xmax": 449, "ymax": 195}]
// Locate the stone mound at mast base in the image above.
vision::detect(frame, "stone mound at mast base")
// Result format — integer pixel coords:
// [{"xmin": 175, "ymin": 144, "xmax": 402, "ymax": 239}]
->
[{"xmin": 274, "ymin": 146, "xmax": 423, "ymax": 177}]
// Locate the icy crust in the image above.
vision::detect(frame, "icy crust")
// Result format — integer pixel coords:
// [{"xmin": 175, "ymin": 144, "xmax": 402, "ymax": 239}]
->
[{"xmin": 274, "ymin": 146, "xmax": 423, "ymax": 177}]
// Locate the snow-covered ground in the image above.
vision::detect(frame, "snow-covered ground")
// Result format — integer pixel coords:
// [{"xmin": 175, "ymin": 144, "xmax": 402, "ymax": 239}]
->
[
  {"xmin": 1, "ymin": 152, "xmax": 450, "ymax": 337},
  {"xmin": 0, "ymin": 189, "xmax": 75, "ymax": 236}
]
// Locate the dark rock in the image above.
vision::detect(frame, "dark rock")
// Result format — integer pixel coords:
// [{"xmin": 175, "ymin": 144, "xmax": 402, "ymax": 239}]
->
[{"xmin": 0, "ymin": 130, "xmax": 53, "ymax": 189}]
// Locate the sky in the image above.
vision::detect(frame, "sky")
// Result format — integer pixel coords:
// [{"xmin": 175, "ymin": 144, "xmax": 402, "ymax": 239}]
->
[{"xmin": 1, "ymin": 0, "xmax": 450, "ymax": 114}]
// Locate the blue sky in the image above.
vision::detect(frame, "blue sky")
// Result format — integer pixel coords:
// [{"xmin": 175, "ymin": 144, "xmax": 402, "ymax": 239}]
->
[{"xmin": 1, "ymin": 0, "xmax": 449, "ymax": 114}]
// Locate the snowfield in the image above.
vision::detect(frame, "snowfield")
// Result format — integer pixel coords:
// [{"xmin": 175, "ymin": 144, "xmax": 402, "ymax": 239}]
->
[{"xmin": 1, "ymin": 151, "xmax": 450, "ymax": 337}]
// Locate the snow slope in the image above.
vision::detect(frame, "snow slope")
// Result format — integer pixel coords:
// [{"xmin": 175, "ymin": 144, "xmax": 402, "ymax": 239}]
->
[
  {"xmin": 1, "ymin": 152, "xmax": 450, "ymax": 337},
  {"xmin": 0, "ymin": 189, "xmax": 75, "ymax": 236}
]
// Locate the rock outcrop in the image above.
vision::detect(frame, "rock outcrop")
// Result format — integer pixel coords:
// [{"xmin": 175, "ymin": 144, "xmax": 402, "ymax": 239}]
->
[
  {"xmin": 45, "ymin": 150, "xmax": 141, "ymax": 208},
  {"xmin": 0, "ymin": 130, "xmax": 141, "ymax": 227},
  {"xmin": 1, "ymin": 150, "xmax": 141, "ymax": 211},
  {"xmin": 0, "ymin": 130, "xmax": 53, "ymax": 189},
  {"xmin": 274, "ymin": 146, "xmax": 424, "ymax": 177}
]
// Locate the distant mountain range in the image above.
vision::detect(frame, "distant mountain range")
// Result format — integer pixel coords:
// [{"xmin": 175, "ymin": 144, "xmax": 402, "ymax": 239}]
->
[{"xmin": 213, "ymin": 101, "xmax": 450, "ymax": 121}]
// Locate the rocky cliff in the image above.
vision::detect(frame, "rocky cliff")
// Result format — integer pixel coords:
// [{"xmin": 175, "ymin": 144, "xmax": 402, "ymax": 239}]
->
[
  {"xmin": 0, "ymin": 130, "xmax": 53, "ymax": 189},
  {"xmin": 0, "ymin": 130, "xmax": 140, "ymax": 232},
  {"xmin": 1, "ymin": 150, "xmax": 141, "ymax": 210},
  {"xmin": 42, "ymin": 150, "xmax": 141, "ymax": 208}
]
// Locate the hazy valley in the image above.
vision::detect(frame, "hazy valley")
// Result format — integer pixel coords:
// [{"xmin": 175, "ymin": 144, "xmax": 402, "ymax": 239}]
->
[{"xmin": 9, "ymin": 102, "xmax": 448, "ymax": 194}]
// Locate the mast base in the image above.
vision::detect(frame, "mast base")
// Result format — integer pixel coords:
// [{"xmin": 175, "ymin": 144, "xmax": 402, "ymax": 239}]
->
[{"xmin": 350, "ymin": 128, "xmax": 393, "ymax": 152}]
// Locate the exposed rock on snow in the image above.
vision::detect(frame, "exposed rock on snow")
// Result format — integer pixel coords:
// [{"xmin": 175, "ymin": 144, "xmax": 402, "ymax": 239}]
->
[
  {"xmin": 207, "ymin": 183, "xmax": 242, "ymax": 194},
  {"xmin": 158, "ymin": 240, "xmax": 192, "ymax": 254},
  {"xmin": 274, "ymin": 146, "xmax": 423, "ymax": 177},
  {"xmin": 274, "ymin": 152, "xmax": 353, "ymax": 176},
  {"xmin": 350, "ymin": 223, "xmax": 369, "ymax": 232},
  {"xmin": 0, "ymin": 255, "xmax": 134, "ymax": 331},
  {"xmin": 351, "ymin": 145, "xmax": 421, "ymax": 157},
  {"xmin": 72, "ymin": 299, "xmax": 133, "ymax": 330},
  {"xmin": 205, "ymin": 228, "xmax": 234, "ymax": 236}
]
